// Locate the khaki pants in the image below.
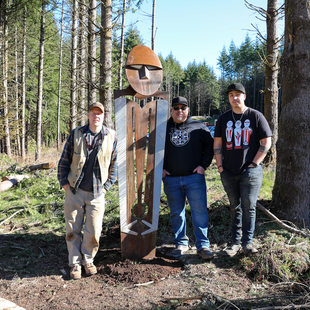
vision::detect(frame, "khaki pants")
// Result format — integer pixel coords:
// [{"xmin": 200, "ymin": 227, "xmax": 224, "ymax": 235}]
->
[{"xmin": 64, "ymin": 188, "xmax": 105, "ymax": 267}]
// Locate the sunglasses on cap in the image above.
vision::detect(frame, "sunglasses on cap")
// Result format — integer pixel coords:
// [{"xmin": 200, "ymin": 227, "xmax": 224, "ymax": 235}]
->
[{"xmin": 173, "ymin": 106, "xmax": 187, "ymax": 111}]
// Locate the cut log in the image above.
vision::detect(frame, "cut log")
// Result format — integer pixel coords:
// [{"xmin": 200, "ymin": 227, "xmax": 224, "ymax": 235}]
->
[
  {"xmin": 28, "ymin": 162, "xmax": 55, "ymax": 171},
  {"xmin": 0, "ymin": 175, "xmax": 30, "ymax": 192}
]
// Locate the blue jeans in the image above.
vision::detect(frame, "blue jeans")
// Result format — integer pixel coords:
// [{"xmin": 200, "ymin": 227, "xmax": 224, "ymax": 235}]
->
[
  {"xmin": 220, "ymin": 166, "xmax": 263, "ymax": 246},
  {"xmin": 163, "ymin": 173, "xmax": 210, "ymax": 251}
]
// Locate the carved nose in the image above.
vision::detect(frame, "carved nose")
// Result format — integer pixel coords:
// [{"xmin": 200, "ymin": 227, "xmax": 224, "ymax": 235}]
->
[{"xmin": 138, "ymin": 65, "xmax": 150, "ymax": 80}]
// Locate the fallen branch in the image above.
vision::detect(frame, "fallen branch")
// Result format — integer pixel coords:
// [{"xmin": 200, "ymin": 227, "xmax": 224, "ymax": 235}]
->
[
  {"xmin": 133, "ymin": 280, "xmax": 154, "ymax": 287},
  {"xmin": 257, "ymin": 202, "xmax": 310, "ymax": 238},
  {"xmin": 254, "ymin": 304, "xmax": 310, "ymax": 310},
  {"xmin": 0, "ymin": 206, "xmax": 24, "ymax": 213},
  {"xmin": 164, "ymin": 292, "xmax": 239, "ymax": 309},
  {"xmin": 28, "ymin": 162, "xmax": 55, "ymax": 171},
  {"xmin": 164, "ymin": 295, "xmax": 203, "ymax": 302},
  {"xmin": 0, "ymin": 209, "xmax": 24, "ymax": 226},
  {"xmin": 129, "ymin": 277, "xmax": 166, "ymax": 289}
]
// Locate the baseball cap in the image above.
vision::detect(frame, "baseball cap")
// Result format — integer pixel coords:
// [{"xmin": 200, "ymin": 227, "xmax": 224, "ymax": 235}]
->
[
  {"xmin": 88, "ymin": 102, "xmax": 104, "ymax": 113},
  {"xmin": 226, "ymin": 83, "xmax": 246, "ymax": 94},
  {"xmin": 171, "ymin": 96, "xmax": 188, "ymax": 106}
]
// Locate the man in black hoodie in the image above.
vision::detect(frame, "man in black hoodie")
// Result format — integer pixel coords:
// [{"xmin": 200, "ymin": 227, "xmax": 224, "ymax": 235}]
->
[{"xmin": 162, "ymin": 96, "xmax": 214, "ymax": 260}]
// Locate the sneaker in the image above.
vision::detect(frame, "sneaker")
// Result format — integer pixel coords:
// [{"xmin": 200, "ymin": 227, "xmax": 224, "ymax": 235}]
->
[
  {"xmin": 242, "ymin": 244, "xmax": 258, "ymax": 255},
  {"xmin": 168, "ymin": 245, "xmax": 189, "ymax": 258},
  {"xmin": 225, "ymin": 244, "xmax": 241, "ymax": 257},
  {"xmin": 83, "ymin": 263, "xmax": 97, "ymax": 276},
  {"xmin": 70, "ymin": 265, "xmax": 81, "ymax": 280},
  {"xmin": 197, "ymin": 248, "xmax": 213, "ymax": 260}
]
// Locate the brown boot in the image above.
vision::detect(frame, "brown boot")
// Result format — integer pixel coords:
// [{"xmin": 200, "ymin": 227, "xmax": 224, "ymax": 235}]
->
[
  {"xmin": 83, "ymin": 263, "xmax": 97, "ymax": 276},
  {"xmin": 70, "ymin": 265, "xmax": 81, "ymax": 280}
]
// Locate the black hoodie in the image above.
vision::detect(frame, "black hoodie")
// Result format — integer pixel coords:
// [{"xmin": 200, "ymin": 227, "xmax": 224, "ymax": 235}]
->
[{"xmin": 163, "ymin": 116, "xmax": 214, "ymax": 176}]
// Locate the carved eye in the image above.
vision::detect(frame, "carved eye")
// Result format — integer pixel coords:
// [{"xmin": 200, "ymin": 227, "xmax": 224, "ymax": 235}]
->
[
  {"xmin": 146, "ymin": 65, "xmax": 158, "ymax": 70},
  {"xmin": 127, "ymin": 65, "xmax": 159, "ymax": 71},
  {"xmin": 128, "ymin": 64, "xmax": 143, "ymax": 70}
]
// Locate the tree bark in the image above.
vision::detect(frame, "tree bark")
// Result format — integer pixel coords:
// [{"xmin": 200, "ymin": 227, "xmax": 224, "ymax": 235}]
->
[
  {"xmin": 2, "ymin": 0, "xmax": 11, "ymax": 157},
  {"xmin": 118, "ymin": 0, "xmax": 126, "ymax": 89},
  {"xmin": 70, "ymin": 0, "xmax": 78, "ymax": 131},
  {"xmin": 272, "ymin": 0, "xmax": 310, "ymax": 226},
  {"xmin": 35, "ymin": 0, "xmax": 46, "ymax": 161},
  {"xmin": 21, "ymin": 8, "xmax": 27, "ymax": 159},
  {"xmin": 57, "ymin": 0, "xmax": 64, "ymax": 150},
  {"xmin": 100, "ymin": 0, "xmax": 113, "ymax": 128},
  {"xmin": 78, "ymin": 0, "xmax": 87, "ymax": 126},
  {"xmin": 264, "ymin": 0, "xmax": 280, "ymax": 166},
  {"xmin": 151, "ymin": 0, "xmax": 156, "ymax": 50},
  {"xmin": 88, "ymin": 0, "xmax": 97, "ymax": 106},
  {"xmin": 15, "ymin": 26, "xmax": 21, "ymax": 156}
]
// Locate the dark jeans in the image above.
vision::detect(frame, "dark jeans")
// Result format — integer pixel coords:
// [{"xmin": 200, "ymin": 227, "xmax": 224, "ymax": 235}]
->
[
  {"xmin": 163, "ymin": 173, "xmax": 210, "ymax": 251},
  {"xmin": 220, "ymin": 166, "xmax": 263, "ymax": 246}
]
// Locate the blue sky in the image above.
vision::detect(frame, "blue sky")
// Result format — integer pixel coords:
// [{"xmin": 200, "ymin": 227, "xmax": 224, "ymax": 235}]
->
[{"xmin": 126, "ymin": 0, "xmax": 284, "ymax": 76}]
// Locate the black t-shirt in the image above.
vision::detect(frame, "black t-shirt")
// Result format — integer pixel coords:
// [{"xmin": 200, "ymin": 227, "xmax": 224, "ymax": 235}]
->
[
  {"xmin": 79, "ymin": 130, "xmax": 102, "ymax": 192},
  {"xmin": 164, "ymin": 117, "xmax": 214, "ymax": 176},
  {"xmin": 214, "ymin": 108, "xmax": 272, "ymax": 175}
]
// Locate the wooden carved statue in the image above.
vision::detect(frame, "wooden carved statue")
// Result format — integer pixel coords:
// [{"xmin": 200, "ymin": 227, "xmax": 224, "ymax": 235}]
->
[{"xmin": 114, "ymin": 45, "xmax": 169, "ymax": 259}]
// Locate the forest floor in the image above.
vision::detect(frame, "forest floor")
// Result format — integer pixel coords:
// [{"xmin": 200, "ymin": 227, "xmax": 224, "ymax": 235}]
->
[
  {"xmin": 1, "ymin": 221, "xmax": 309, "ymax": 310},
  {"xmin": 0, "ymin": 150, "xmax": 309, "ymax": 309}
]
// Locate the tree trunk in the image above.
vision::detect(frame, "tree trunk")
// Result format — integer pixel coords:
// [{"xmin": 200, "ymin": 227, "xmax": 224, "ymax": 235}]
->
[
  {"xmin": 15, "ymin": 26, "xmax": 21, "ymax": 156},
  {"xmin": 21, "ymin": 8, "xmax": 27, "ymax": 159},
  {"xmin": 70, "ymin": 0, "xmax": 78, "ymax": 131},
  {"xmin": 118, "ymin": 0, "xmax": 126, "ymax": 89},
  {"xmin": 264, "ymin": 0, "xmax": 279, "ymax": 166},
  {"xmin": 88, "ymin": 0, "xmax": 97, "ymax": 106},
  {"xmin": 35, "ymin": 0, "xmax": 46, "ymax": 161},
  {"xmin": 272, "ymin": 0, "xmax": 310, "ymax": 226},
  {"xmin": 57, "ymin": 0, "xmax": 64, "ymax": 150},
  {"xmin": 100, "ymin": 0, "xmax": 113, "ymax": 128},
  {"xmin": 151, "ymin": 0, "xmax": 156, "ymax": 50},
  {"xmin": 78, "ymin": 0, "xmax": 87, "ymax": 126},
  {"xmin": 2, "ymin": 0, "xmax": 11, "ymax": 157}
]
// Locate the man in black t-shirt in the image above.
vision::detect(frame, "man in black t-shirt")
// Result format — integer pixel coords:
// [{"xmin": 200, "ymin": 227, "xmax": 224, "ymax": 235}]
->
[
  {"xmin": 214, "ymin": 83, "xmax": 272, "ymax": 257},
  {"xmin": 163, "ymin": 96, "xmax": 214, "ymax": 260}
]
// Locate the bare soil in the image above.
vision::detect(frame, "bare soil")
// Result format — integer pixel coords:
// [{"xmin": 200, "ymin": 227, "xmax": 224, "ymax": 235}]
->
[{"xmin": 0, "ymin": 221, "xmax": 306, "ymax": 310}]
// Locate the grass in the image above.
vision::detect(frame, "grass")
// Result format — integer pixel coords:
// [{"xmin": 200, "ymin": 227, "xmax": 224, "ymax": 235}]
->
[{"xmin": 0, "ymin": 153, "xmax": 309, "ymax": 287}]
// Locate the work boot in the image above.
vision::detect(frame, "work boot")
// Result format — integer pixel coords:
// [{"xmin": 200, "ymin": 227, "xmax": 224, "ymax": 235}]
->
[
  {"xmin": 197, "ymin": 248, "xmax": 214, "ymax": 260},
  {"xmin": 70, "ymin": 265, "xmax": 81, "ymax": 280},
  {"xmin": 168, "ymin": 245, "xmax": 189, "ymax": 259},
  {"xmin": 225, "ymin": 244, "xmax": 241, "ymax": 257},
  {"xmin": 83, "ymin": 263, "xmax": 97, "ymax": 276},
  {"xmin": 242, "ymin": 244, "xmax": 258, "ymax": 255}
]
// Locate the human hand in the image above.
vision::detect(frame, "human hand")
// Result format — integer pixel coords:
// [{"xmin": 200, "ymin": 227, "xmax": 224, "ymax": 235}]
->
[
  {"xmin": 162, "ymin": 169, "xmax": 170, "ymax": 178},
  {"xmin": 193, "ymin": 166, "xmax": 205, "ymax": 175}
]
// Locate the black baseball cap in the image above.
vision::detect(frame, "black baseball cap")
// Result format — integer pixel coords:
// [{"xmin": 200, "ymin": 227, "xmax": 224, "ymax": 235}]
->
[
  {"xmin": 171, "ymin": 96, "xmax": 188, "ymax": 106},
  {"xmin": 226, "ymin": 83, "xmax": 246, "ymax": 94}
]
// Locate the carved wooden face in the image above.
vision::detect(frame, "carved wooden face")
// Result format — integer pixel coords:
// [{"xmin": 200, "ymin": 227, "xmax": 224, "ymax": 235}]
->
[{"xmin": 125, "ymin": 45, "xmax": 163, "ymax": 96}]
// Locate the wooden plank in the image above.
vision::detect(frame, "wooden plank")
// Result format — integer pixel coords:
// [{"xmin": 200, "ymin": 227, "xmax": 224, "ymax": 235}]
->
[
  {"xmin": 142, "ymin": 99, "xmax": 168, "ymax": 235},
  {"xmin": 115, "ymin": 97, "xmax": 137, "ymax": 236}
]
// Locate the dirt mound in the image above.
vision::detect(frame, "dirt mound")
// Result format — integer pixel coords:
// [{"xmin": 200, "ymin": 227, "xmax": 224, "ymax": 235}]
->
[{"xmin": 94, "ymin": 249, "xmax": 183, "ymax": 286}]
